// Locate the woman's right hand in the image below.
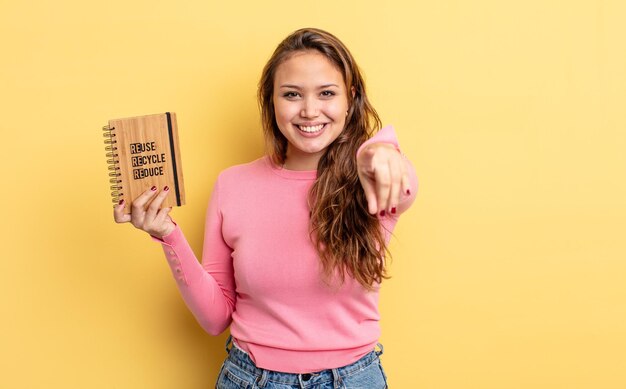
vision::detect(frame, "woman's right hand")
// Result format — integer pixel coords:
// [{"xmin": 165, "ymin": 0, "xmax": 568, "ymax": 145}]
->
[{"xmin": 113, "ymin": 186, "xmax": 176, "ymax": 239}]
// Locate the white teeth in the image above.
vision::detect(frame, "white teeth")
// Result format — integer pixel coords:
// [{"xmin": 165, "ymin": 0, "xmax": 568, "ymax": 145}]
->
[{"xmin": 298, "ymin": 124, "xmax": 324, "ymax": 133}]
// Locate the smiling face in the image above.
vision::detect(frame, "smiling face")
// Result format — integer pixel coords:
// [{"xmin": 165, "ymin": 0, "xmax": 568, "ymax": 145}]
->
[{"xmin": 272, "ymin": 50, "xmax": 350, "ymax": 170}]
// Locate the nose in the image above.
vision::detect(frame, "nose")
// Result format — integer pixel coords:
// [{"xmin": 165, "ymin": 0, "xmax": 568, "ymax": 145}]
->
[{"xmin": 300, "ymin": 96, "xmax": 320, "ymax": 118}]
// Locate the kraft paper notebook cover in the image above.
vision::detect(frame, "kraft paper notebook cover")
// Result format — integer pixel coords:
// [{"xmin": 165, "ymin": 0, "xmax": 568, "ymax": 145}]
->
[{"xmin": 103, "ymin": 112, "xmax": 185, "ymax": 214}]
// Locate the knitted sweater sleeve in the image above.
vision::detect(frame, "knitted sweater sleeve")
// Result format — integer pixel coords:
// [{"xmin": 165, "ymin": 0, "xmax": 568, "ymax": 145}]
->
[{"xmin": 153, "ymin": 176, "xmax": 235, "ymax": 336}]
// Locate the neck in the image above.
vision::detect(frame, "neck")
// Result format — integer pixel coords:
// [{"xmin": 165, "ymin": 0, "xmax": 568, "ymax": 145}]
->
[{"xmin": 283, "ymin": 149, "xmax": 322, "ymax": 171}]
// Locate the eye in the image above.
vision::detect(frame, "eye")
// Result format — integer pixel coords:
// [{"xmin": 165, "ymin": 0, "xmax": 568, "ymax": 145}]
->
[
  {"xmin": 320, "ymin": 90, "xmax": 336, "ymax": 97},
  {"xmin": 283, "ymin": 91, "xmax": 300, "ymax": 99}
]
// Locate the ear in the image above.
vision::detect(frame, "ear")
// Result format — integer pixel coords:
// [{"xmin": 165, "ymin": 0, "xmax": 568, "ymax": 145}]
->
[{"xmin": 351, "ymin": 86, "xmax": 356, "ymax": 98}]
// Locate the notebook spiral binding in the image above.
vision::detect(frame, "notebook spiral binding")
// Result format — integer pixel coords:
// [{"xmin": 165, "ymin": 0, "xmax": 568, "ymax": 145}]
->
[{"xmin": 103, "ymin": 125, "xmax": 122, "ymax": 204}]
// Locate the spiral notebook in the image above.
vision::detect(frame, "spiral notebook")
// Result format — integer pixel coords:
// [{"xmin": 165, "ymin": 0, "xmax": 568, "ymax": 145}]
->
[{"xmin": 103, "ymin": 112, "xmax": 185, "ymax": 214}]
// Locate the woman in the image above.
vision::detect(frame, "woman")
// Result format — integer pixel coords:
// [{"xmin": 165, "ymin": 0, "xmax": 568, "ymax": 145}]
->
[{"xmin": 114, "ymin": 27, "xmax": 418, "ymax": 389}]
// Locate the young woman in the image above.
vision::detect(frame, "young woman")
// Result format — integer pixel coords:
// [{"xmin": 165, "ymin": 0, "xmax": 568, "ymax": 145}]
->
[{"xmin": 114, "ymin": 28, "xmax": 418, "ymax": 389}]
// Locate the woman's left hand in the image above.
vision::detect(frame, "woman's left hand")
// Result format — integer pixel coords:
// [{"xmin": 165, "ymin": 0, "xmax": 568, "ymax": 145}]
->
[{"xmin": 357, "ymin": 143, "xmax": 411, "ymax": 216}]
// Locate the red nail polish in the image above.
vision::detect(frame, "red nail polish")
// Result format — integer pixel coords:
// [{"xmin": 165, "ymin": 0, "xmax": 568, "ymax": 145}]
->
[
  {"xmin": 380, "ymin": 210, "xmax": 386, "ymax": 217},
  {"xmin": 391, "ymin": 207, "xmax": 397, "ymax": 214},
  {"xmin": 151, "ymin": 186, "xmax": 157, "ymax": 191},
  {"xmin": 119, "ymin": 199, "xmax": 124, "ymax": 205},
  {"xmin": 164, "ymin": 186, "xmax": 169, "ymax": 191}
]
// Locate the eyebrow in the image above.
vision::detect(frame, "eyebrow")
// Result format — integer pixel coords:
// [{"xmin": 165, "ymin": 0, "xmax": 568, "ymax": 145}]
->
[{"xmin": 279, "ymin": 84, "xmax": 340, "ymax": 89}]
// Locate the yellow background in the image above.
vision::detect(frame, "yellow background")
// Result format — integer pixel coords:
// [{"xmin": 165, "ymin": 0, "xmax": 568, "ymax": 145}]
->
[{"xmin": 1, "ymin": 0, "xmax": 625, "ymax": 387}]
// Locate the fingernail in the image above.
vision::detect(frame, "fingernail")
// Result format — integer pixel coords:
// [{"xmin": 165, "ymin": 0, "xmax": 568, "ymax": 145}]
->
[
  {"xmin": 119, "ymin": 199, "xmax": 124, "ymax": 205},
  {"xmin": 151, "ymin": 186, "xmax": 157, "ymax": 191},
  {"xmin": 379, "ymin": 210, "xmax": 386, "ymax": 217},
  {"xmin": 164, "ymin": 186, "xmax": 169, "ymax": 191},
  {"xmin": 391, "ymin": 207, "xmax": 396, "ymax": 214}
]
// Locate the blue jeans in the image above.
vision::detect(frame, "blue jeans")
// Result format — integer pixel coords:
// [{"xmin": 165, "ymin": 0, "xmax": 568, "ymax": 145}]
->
[{"xmin": 215, "ymin": 336, "xmax": 388, "ymax": 389}]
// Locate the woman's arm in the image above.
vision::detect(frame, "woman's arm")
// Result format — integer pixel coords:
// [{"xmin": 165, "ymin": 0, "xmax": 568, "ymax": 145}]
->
[{"xmin": 115, "ymin": 179, "xmax": 236, "ymax": 336}]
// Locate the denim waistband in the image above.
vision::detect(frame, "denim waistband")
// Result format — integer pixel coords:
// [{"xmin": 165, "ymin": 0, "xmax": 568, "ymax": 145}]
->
[{"xmin": 223, "ymin": 336, "xmax": 383, "ymax": 388}]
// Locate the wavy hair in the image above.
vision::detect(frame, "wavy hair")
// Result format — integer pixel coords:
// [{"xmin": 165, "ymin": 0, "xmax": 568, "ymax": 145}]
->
[{"xmin": 258, "ymin": 28, "xmax": 389, "ymax": 290}]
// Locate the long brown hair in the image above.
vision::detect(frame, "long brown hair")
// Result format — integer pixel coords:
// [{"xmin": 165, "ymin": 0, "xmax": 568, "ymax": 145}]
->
[{"xmin": 258, "ymin": 28, "xmax": 389, "ymax": 290}]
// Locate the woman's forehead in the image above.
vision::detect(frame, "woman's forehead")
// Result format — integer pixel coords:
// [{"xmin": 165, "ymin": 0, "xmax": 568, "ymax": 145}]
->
[{"xmin": 274, "ymin": 51, "xmax": 345, "ymax": 88}]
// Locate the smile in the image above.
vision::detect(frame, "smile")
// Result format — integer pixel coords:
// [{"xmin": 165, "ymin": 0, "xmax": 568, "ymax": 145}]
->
[{"xmin": 297, "ymin": 123, "xmax": 326, "ymax": 133}]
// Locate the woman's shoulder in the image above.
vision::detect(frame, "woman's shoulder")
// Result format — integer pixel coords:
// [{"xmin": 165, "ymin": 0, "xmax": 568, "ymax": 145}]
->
[{"xmin": 217, "ymin": 155, "xmax": 273, "ymax": 183}]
